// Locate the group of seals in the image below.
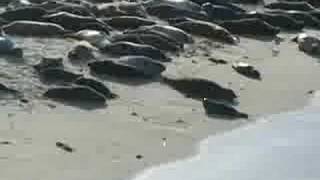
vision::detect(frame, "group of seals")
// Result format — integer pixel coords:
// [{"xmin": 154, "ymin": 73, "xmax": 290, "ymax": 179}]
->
[{"xmin": 3, "ymin": 0, "xmax": 320, "ymax": 117}]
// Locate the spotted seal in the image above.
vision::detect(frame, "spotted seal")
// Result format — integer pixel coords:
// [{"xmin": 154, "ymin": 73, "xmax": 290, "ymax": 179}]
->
[
  {"xmin": 292, "ymin": 33, "xmax": 320, "ymax": 55},
  {"xmin": 103, "ymin": 16, "xmax": 156, "ymax": 30}
]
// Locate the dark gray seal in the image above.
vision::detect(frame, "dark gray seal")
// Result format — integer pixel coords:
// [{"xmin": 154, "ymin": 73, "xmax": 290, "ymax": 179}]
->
[
  {"xmin": 34, "ymin": 56, "xmax": 64, "ymax": 71},
  {"xmin": 265, "ymin": 1, "xmax": 315, "ymax": 11},
  {"xmin": 202, "ymin": 98, "xmax": 248, "ymax": 119},
  {"xmin": 171, "ymin": 18, "xmax": 238, "ymax": 44},
  {"xmin": 143, "ymin": 0, "xmax": 202, "ymax": 12},
  {"xmin": 244, "ymin": 11, "xmax": 304, "ymax": 31},
  {"xmin": 0, "ymin": 35, "xmax": 23, "ymax": 57},
  {"xmin": 89, "ymin": 56, "xmax": 166, "ymax": 79},
  {"xmin": 202, "ymin": 3, "xmax": 243, "ymax": 20},
  {"xmin": 113, "ymin": 33, "xmax": 181, "ymax": 52},
  {"xmin": 94, "ymin": 2, "xmax": 147, "ymax": 17},
  {"xmin": 42, "ymin": 12, "xmax": 109, "ymax": 31},
  {"xmin": 2, "ymin": 20, "xmax": 69, "ymax": 36},
  {"xmin": 146, "ymin": 4, "xmax": 208, "ymax": 20},
  {"xmin": 39, "ymin": 68, "xmax": 82, "ymax": 84},
  {"xmin": 0, "ymin": 7, "xmax": 47, "ymax": 21},
  {"xmin": 73, "ymin": 77, "xmax": 117, "ymax": 99},
  {"xmin": 162, "ymin": 77, "xmax": 238, "ymax": 104},
  {"xmin": 218, "ymin": 18, "xmax": 280, "ymax": 36},
  {"xmin": 266, "ymin": 9, "xmax": 320, "ymax": 29},
  {"xmin": 101, "ymin": 41, "xmax": 171, "ymax": 62},
  {"xmin": 68, "ymin": 44, "xmax": 95, "ymax": 62},
  {"xmin": 103, "ymin": 16, "xmax": 156, "ymax": 30},
  {"xmin": 44, "ymin": 86, "xmax": 106, "ymax": 104}
]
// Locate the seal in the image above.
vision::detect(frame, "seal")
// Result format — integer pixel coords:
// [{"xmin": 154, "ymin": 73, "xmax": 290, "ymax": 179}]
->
[
  {"xmin": 89, "ymin": 56, "xmax": 166, "ymax": 79},
  {"xmin": 244, "ymin": 11, "xmax": 304, "ymax": 31},
  {"xmin": 146, "ymin": 4, "xmax": 208, "ymax": 20},
  {"xmin": 265, "ymin": 1, "xmax": 315, "ymax": 11},
  {"xmin": 143, "ymin": 25, "xmax": 194, "ymax": 44},
  {"xmin": 7, "ymin": 0, "xmax": 32, "ymax": 10},
  {"xmin": 2, "ymin": 20, "xmax": 69, "ymax": 36},
  {"xmin": 0, "ymin": 7, "xmax": 47, "ymax": 21},
  {"xmin": 65, "ymin": 30, "xmax": 110, "ymax": 48},
  {"xmin": 43, "ymin": 86, "xmax": 106, "ymax": 104},
  {"xmin": 192, "ymin": 0, "xmax": 246, "ymax": 12},
  {"xmin": 116, "ymin": 33, "xmax": 182, "ymax": 52},
  {"xmin": 94, "ymin": 2, "xmax": 147, "ymax": 17},
  {"xmin": 143, "ymin": 0, "xmax": 202, "ymax": 12},
  {"xmin": 0, "ymin": 35, "xmax": 23, "ymax": 57},
  {"xmin": 202, "ymin": 3, "xmax": 243, "ymax": 20},
  {"xmin": 33, "ymin": 56, "xmax": 64, "ymax": 71},
  {"xmin": 232, "ymin": 62, "xmax": 261, "ymax": 80},
  {"xmin": 218, "ymin": 18, "xmax": 280, "ymax": 36},
  {"xmin": 101, "ymin": 41, "xmax": 172, "ymax": 62},
  {"xmin": 171, "ymin": 18, "xmax": 238, "ymax": 44},
  {"xmin": 202, "ymin": 98, "xmax": 248, "ymax": 119},
  {"xmin": 39, "ymin": 68, "xmax": 82, "ymax": 84},
  {"xmin": 48, "ymin": 4, "xmax": 95, "ymax": 17},
  {"xmin": 103, "ymin": 16, "xmax": 156, "ymax": 30},
  {"xmin": 292, "ymin": 33, "xmax": 320, "ymax": 55},
  {"xmin": 42, "ymin": 11, "xmax": 108, "ymax": 31},
  {"xmin": 73, "ymin": 77, "xmax": 118, "ymax": 99},
  {"xmin": 266, "ymin": 10, "xmax": 320, "ymax": 29},
  {"xmin": 68, "ymin": 43, "xmax": 96, "ymax": 62},
  {"xmin": 162, "ymin": 77, "xmax": 238, "ymax": 104}
]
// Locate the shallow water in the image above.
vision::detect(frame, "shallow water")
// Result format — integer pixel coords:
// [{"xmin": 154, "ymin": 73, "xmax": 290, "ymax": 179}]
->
[{"xmin": 132, "ymin": 92, "xmax": 320, "ymax": 180}]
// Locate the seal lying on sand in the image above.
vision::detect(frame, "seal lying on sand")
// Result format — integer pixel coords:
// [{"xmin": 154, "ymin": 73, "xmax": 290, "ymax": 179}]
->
[
  {"xmin": 202, "ymin": 98, "xmax": 248, "ymax": 119},
  {"xmin": 64, "ymin": 30, "xmax": 110, "ymax": 48},
  {"xmin": 292, "ymin": 33, "xmax": 320, "ymax": 55},
  {"xmin": 34, "ymin": 56, "xmax": 63, "ymax": 71},
  {"xmin": 202, "ymin": 3, "xmax": 243, "ymax": 20},
  {"xmin": 0, "ymin": 7, "xmax": 47, "ymax": 21},
  {"xmin": 100, "ymin": 41, "xmax": 171, "ymax": 62},
  {"xmin": 146, "ymin": 4, "xmax": 208, "ymax": 20},
  {"xmin": 42, "ymin": 12, "xmax": 109, "ymax": 31},
  {"xmin": 244, "ymin": 11, "xmax": 304, "ymax": 31},
  {"xmin": 73, "ymin": 77, "xmax": 117, "ymax": 99},
  {"xmin": 265, "ymin": 1, "xmax": 315, "ymax": 11},
  {"xmin": 162, "ymin": 77, "xmax": 238, "ymax": 104},
  {"xmin": 2, "ymin": 20, "xmax": 69, "ymax": 36},
  {"xmin": 171, "ymin": 18, "xmax": 238, "ymax": 44},
  {"xmin": 266, "ymin": 10, "xmax": 320, "ymax": 29},
  {"xmin": 39, "ymin": 68, "xmax": 82, "ymax": 84},
  {"xmin": 103, "ymin": 16, "xmax": 156, "ymax": 30},
  {"xmin": 218, "ymin": 18, "xmax": 280, "ymax": 36},
  {"xmin": 94, "ymin": 2, "xmax": 148, "ymax": 17},
  {"xmin": 89, "ymin": 56, "xmax": 165, "ymax": 79},
  {"xmin": 44, "ymin": 86, "xmax": 106, "ymax": 104},
  {"xmin": 143, "ymin": 0, "xmax": 202, "ymax": 12},
  {"xmin": 112, "ymin": 33, "xmax": 181, "ymax": 52}
]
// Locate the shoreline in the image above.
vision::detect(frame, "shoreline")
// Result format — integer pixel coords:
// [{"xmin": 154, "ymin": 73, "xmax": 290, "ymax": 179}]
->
[{"xmin": 131, "ymin": 91, "xmax": 320, "ymax": 180}]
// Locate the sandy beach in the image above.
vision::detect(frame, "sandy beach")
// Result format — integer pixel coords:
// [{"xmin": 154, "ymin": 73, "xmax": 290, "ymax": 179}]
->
[{"xmin": 1, "ymin": 0, "xmax": 320, "ymax": 180}]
